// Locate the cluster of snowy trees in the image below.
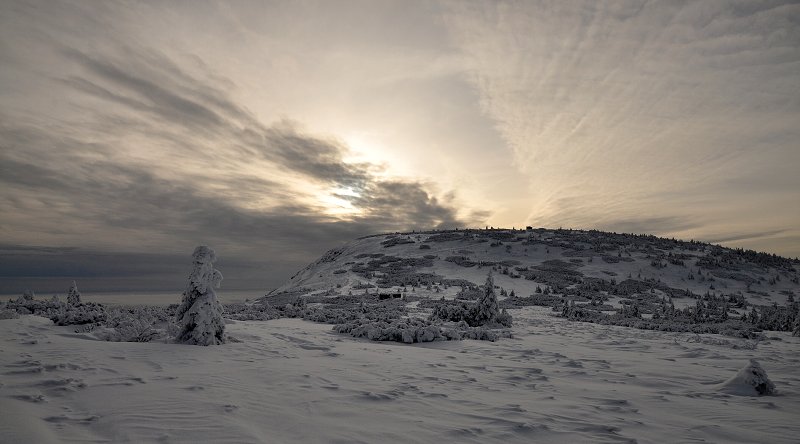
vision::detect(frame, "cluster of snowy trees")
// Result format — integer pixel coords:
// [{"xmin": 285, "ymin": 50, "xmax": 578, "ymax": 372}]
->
[
  {"xmin": 334, "ymin": 317, "xmax": 512, "ymax": 343},
  {"xmin": 429, "ymin": 273, "xmax": 513, "ymax": 328},
  {"xmin": 557, "ymin": 289, "xmax": 799, "ymax": 339},
  {"xmin": 746, "ymin": 300, "xmax": 800, "ymax": 334},
  {"xmin": 1, "ymin": 248, "xmax": 231, "ymax": 345},
  {"xmin": 1, "ymin": 281, "xmax": 108, "ymax": 326}
]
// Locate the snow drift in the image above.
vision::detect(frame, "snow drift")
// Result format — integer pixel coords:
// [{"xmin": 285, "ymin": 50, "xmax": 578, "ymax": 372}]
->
[{"xmin": 717, "ymin": 359, "xmax": 777, "ymax": 396}]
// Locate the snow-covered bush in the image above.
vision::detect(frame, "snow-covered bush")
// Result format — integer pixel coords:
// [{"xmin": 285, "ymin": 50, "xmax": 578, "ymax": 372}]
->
[
  {"xmin": 67, "ymin": 281, "xmax": 82, "ymax": 305},
  {"xmin": 333, "ymin": 317, "xmax": 443, "ymax": 343},
  {"xmin": 333, "ymin": 317, "xmax": 512, "ymax": 343},
  {"xmin": 0, "ymin": 309, "xmax": 20, "ymax": 320},
  {"xmin": 495, "ymin": 308, "xmax": 513, "ymax": 328},
  {"xmin": 98, "ymin": 317, "xmax": 160, "ymax": 342},
  {"xmin": 6, "ymin": 291, "xmax": 67, "ymax": 319},
  {"xmin": 302, "ymin": 307, "xmax": 360, "ymax": 324},
  {"xmin": 95, "ymin": 306, "xmax": 173, "ymax": 342},
  {"xmin": 718, "ymin": 359, "xmax": 776, "ymax": 396},
  {"xmin": 428, "ymin": 274, "xmax": 512, "ymax": 328},
  {"xmin": 174, "ymin": 246, "xmax": 226, "ymax": 346},
  {"xmin": 460, "ymin": 326, "xmax": 513, "ymax": 342},
  {"xmin": 51, "ymin": 302, "xmax": 107, "ymax": 326}
]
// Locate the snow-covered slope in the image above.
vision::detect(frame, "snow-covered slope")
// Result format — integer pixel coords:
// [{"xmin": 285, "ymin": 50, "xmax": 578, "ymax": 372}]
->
[
  {"xmin": 2, "ymin": 311, "xmax": 800, "ymax": 443},
  {"xmin": 265, "ymin": 228, "xmax": 799, "ymax": 310}
]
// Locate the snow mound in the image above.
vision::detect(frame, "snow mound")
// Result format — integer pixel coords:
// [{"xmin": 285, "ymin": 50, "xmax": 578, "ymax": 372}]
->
[{"xmin": 717, "ymin": 359, "xmax": 776, "ymax": 396}]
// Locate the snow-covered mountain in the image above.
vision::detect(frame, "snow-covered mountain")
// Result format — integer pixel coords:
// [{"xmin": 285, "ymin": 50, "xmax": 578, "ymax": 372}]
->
[{"xmin": 265, "ymin": 228, "xmax": 799, "ymax": 310}]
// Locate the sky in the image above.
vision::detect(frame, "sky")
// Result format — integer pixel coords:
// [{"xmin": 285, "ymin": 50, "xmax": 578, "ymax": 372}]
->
[{"xmin": 1, "ymin": 0, "xmax": 798, "ymax": 294}]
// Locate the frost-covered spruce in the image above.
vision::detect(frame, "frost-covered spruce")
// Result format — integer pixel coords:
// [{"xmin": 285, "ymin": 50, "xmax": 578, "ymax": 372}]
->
[
  {"xmin": 67, "ymin": 281, "xmax": 81, "ymax": 305},
  {"xmin": 475, "ymin": 273, "xmax": 500, "ymax": 325},
  {"xmin": 174, "ymin": 246, "xmax": 226, "ymax": 346}
]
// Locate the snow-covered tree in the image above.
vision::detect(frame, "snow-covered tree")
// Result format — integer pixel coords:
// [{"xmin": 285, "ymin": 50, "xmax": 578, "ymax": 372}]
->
[
  {"xmin": 67, "ymin": 281, "xmax": 81, "ymax": 305},
  {"xmin": 22, "ymin": 289, "xmax": 35, "ymax": 301},
  {"xmin": 174, "ymin": 246, "xmax": 226, "ymax": 346},
  {"xmin": 476, "ymin": 273, "xmax": 499, "ymax": 325}
]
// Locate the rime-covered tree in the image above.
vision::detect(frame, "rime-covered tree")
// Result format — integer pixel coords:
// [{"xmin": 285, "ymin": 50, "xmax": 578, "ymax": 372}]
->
[
  {"xmin": 793, "ymin": 314, "xmax": 800, "ymax": 337},
  {"xmin": 475, "ymin": 272, "xmax": 500, "ymax": 325},
  {"xmin": 174, "ymin": 246, "xmax": 225, "ymax": 346},
  {"xmin": 67, "ymin": 281, "xmax": 81, "ymax": 305}
]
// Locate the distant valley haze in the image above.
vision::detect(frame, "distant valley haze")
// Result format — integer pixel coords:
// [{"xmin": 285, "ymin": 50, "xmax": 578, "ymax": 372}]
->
[{"xmin": 1, "ymin": 0, "xmax": 798, "ymax": 294}]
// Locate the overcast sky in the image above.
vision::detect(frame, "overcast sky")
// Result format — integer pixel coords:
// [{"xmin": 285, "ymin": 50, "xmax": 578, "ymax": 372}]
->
[{"xmin": 1, "ymin": 0, "xmax": 798, "ymax": 294}]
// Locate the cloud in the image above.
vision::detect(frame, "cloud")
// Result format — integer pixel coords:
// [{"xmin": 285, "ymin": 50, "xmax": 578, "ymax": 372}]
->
[
  {"xmin": 0, "ymin": 34, "xmax": 485, "ymax": 292},
  {"xmin": 442, "ymin": 0, "xmax": 800, "ymax": 254},
  {"xmin": 1, "ymin": 0, "xmax": 798, "ymax": 294}
]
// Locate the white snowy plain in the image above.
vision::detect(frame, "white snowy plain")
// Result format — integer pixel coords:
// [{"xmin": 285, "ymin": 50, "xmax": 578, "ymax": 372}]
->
[{"xmin": 1, "ymin": 307, "xmax": 799, "ymax": 443}]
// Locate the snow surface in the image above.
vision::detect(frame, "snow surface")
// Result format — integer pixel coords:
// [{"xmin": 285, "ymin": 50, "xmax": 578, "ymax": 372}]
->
[
  {"xmin": 2, "ymin": 309, "xmax": 798, "ymax": 443},
  {"xmin": 3, "ymin": 230, "xmax": 797, "ymax": 442}
]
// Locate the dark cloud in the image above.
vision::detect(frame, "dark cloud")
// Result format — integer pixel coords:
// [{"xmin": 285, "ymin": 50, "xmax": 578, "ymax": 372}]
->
[
  {"xmin": 262, "ymin": 123, "xmax": 372, "ymax": 189},
  {"xmin": 0, "ymin": 41, "xmax": 482, "ymax": 294},
  {"xmin": 60, "ymin": 47, "xmax": 387, "ymax": 191}
]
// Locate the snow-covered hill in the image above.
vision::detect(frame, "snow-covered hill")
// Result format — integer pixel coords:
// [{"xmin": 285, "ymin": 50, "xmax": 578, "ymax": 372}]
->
[
  {"xmin": 264, "ymin": 228, "xmax": 799, "ymax": 312},
  {"xmin": 2, "ymin": 229, "xmax": 799, "ymax": 443}
]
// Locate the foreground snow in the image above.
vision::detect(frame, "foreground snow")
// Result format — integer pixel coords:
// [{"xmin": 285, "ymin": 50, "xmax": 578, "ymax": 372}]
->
[{"xmin": 1, "ymin": 309, "xmax": 798, "ymax": 443}]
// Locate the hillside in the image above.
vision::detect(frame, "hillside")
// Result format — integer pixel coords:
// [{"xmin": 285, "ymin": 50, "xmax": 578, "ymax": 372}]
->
[{"xmin": 264, "ymin": 228, "xmax": 799, "ymax": 315}]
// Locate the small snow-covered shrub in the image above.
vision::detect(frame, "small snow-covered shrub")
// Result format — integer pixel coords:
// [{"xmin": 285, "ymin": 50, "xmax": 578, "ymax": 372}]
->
[
  {"xmin": 334, "ymin": 316, "xmax": 512, "ymax": 343},
  {"xmin": 99, "ymin": 317, "xmax": 160, "ymax": 342},
  {"xmin": 381, "ymin": 237, "xmax": 415, "ymax": 248},
  {"xmin": 334, "ymin": 317, "xmax": 443, "ymax": 343},
  {"xmin": 461, "ymin": 326, "xmax": 513, "ymax": 342},
  {"xmin": 718, "ymin": 359, "xmax": 776, "ymax": 396},
  {"xmin": 445, "ymin": 255, "xmax": 477, "ymax": 267},
  {"xmin": 95, "ymin": 306, "xmax": 173, "ymax": 342},
  {"xmin": 302, "ymin": 307, "xmax": 360, "ymax": 324},
  {"xmin": 0, "ymin": 309, "xmax": 20, "ymax": 320},
  {"xmin": 74, "ymin": 323, "xmax": 97, "ymax": 333},
  {"xmin": 501, "ymin": 293, "xmax": 562, "ymax": 308},
  {"xmin": 174, "ymin": 246, "xmax": 226, "ymax": 346},
  {"xmin": 51, "ymin": 302, "xmax": 107, "ymax": 326},
  {"xmin": 5, "ymin": 292, "xmax": 65, "ymax": 319},
  {"xmin": 495, "ymin": 308, "xmax": 513, "ymax": 328}
]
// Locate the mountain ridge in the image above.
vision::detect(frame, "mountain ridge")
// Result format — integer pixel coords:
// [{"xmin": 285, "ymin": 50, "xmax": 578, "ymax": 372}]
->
[{"xmin": 263, "ymin": 228, "xmax": 799, "ymax": 314}]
